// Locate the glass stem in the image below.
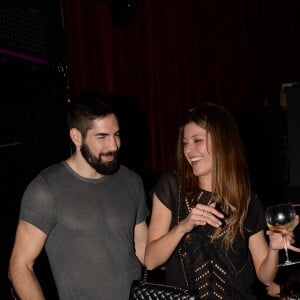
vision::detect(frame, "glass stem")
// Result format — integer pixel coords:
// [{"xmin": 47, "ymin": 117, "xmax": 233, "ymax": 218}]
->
[{"xmin": 283, "ymin": 234, "xmax": 291, "ymax": 264}]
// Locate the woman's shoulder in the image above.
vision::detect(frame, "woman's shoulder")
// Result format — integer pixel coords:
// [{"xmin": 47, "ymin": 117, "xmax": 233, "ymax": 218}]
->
[
  {"xmin": 158, "ymin": 170, "xmax": 178, "ymax": 183},
  {"xmin": 151, "ymin": 171, "xmax": 179, "ymax": 208},
  {"xmin": 249, "ymin": 192, "xmax": 264, "ymax": 210},
  {"xmin": 245, "ymin": 192, "xmax": 266, "ymax": 234},
  {"xmin": 154, "ymin": 171, "xmax": 180, "ymax": 191}
]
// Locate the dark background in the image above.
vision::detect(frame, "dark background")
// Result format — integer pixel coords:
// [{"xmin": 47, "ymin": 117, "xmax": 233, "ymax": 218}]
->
[{"xmin": 1, "ymin": 0, "xmax": 300, "ymax": 299}]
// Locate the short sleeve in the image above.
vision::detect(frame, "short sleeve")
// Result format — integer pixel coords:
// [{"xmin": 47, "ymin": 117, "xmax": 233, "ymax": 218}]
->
[
  {"xmin": 134, "ymin": 174, "xmax": 149, "ymax": 224},
  {"xmin": 245, "ymin": 193, "xmax": 266, "ymax": 236},
  {"xmin": 151, "ymin": 172, "xmax": 178, "ymax": 211},
  {"xmin": 20, "ymin": 175, "xmax": 56, "ymax": 234}
]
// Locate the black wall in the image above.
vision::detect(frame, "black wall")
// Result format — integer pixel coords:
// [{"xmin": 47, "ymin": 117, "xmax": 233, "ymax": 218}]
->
[
  {"xmin": 286, "ymin": 85, "xmax": 300, "ymax": 187},
  {"xmin": 0, "ymin": 1, "xmax": 67, "ymax": 298}
]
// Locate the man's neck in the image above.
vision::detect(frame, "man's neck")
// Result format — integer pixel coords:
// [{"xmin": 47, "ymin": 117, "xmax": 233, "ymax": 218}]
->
[{"xmin": 66, "ymin": 154, "xmax": 104, "ymax": 179}]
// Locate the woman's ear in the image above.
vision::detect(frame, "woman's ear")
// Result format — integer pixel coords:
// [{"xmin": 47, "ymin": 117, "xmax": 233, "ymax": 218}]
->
[{"xmin": 70, "ymin": 128, "xmax": 82, "ymax": 146}]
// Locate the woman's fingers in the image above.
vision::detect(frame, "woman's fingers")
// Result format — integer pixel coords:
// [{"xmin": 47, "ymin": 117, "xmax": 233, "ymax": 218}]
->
[
  {"xmin": 195, "ymin": 203, "xmax": 224, "ymax": 217},
  {"xmin": 191, "ymin": 206, "xmax": 223, "ymax": 227}
]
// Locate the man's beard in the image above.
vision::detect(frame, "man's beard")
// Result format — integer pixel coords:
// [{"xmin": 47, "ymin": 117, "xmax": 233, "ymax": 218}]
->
[{"xmin": 80, "ymin": 143, "xmax": 119, "ymax": 175}]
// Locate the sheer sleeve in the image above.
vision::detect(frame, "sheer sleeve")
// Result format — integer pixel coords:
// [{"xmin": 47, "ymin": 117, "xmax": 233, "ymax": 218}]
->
[
  {"xmin": 245, "ymin": 193, "xmax": 266, "ymax": 236},
  {"xmin": 150, "ymin": 171, "xmax": 186, "ymax": 287},
  {"xmin": 151, "ymin": 171, "xmax": 178, "ymax": 213},
  {"xmin": 20, "ymin": 175, "xmax": 56, "ymax": 234}
]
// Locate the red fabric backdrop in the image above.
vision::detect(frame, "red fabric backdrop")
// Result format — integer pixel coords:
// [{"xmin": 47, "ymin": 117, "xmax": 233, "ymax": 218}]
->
[{"xmin": 60, "ymin": 0, "xmax": 300, "ymax": 183}]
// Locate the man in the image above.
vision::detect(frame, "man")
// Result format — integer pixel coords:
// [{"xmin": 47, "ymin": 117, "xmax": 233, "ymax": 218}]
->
[{"xmin": 8, "ymin": 91, "xmax": 149, "ymax": 300}]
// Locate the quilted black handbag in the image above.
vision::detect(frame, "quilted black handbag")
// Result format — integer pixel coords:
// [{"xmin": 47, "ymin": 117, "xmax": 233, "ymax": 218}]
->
[
  {"xmin": 129, "ymin": 186, "xmax": 197, "ymax": 300},
  {"xmin": 129, "ymin": 270, "xmax": 196, "ymax": 300}
]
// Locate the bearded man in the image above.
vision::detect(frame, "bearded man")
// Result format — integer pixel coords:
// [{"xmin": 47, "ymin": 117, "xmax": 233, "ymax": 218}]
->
[{"xmin": 8, "ymin": 91, "xmax": 148, "ymax": 300}]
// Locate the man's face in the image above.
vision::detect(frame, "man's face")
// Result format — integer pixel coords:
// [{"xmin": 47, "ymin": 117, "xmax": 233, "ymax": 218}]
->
[{"xmin": 81, "ymin": 114, "xmax": 121, "ymax": 175}]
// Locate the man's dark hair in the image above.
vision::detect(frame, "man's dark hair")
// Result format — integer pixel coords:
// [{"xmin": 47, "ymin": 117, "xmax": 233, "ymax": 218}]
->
[{"xmin": 68, "ymin": 91, "xmax": 116, "ymax": 138}]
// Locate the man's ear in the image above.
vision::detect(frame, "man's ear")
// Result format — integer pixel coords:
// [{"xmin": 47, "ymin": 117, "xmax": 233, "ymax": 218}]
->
[{"xmin": 70, "ymin": 128, "xmax": 82, "ymax": 146}]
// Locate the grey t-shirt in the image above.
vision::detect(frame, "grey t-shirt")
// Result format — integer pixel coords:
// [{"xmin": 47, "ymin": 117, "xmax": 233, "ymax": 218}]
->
[{"xmin": 20, "ymin": 161, "xmax": 149, "ymax": 300}]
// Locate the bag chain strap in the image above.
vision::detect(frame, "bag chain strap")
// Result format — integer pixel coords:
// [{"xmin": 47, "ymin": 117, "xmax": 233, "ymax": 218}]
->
[
  {"xmin": 140, "ymin": 186, "xmax": 191, "ymax": 294},
  {"xmin": 177, "ymin": 187, "xmax": 191, "ymax": 292}
]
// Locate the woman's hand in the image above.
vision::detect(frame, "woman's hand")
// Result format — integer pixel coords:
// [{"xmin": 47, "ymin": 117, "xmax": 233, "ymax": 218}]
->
[
  {"xmin": 179, "ymin": 202, "xmax": 224, "ymax": 233},
  {"xmin": 266, "ymin": 215, "xmax": 300, "ymax": 252},
  {"xmin": 266, "ymin": 282, "xmax": 280, "ymax": 298}
]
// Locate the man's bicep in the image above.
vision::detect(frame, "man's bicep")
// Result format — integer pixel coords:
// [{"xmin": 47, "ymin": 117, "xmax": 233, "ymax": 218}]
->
[
  {"xmin": 134, "ymin": 221, "xmax": 148, "ymax": 264},
  {"xmin": 135, "ymin": 221, "xmax": 148, "ymax": 242},
  {"xmin": 10, "ymin": 220, "xmax": 47, "ymax": 268}
]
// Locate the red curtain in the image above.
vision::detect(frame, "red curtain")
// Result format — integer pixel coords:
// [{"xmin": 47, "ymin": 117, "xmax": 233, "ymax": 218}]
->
[{"xmin": 60, "ymin": 0, "xmax": 300, "ymax": 181}]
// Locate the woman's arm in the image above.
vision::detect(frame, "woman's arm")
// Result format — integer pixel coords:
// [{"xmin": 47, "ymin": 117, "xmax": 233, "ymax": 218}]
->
[
  {"xmin": 249, "ymin": 230, "xmax": 279, "ymax": 285},
  {"xmin": 250, "ymin": 214, "xmax": 300, "ymax": 285},
  {"xmin": 144, "ymin": 194, "xmax": 186, "ymax": 270},
  {"xmin": 144, "ymin": 193, "xmax": 223, "ymax": 270}
]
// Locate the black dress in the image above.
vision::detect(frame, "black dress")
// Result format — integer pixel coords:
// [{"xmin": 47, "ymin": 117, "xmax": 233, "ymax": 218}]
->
[{"xmin": 152, "ymin": 172, "xmax": 266, "ymax": 300}]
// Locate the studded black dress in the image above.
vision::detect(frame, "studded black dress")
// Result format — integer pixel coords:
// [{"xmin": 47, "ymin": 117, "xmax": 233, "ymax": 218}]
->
[{"xmin": 151, "ymin": 172, "xmax": 266, "ymax": 300}]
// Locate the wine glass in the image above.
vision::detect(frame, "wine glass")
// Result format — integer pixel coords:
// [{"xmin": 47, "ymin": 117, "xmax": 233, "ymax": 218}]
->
[{"xmin": 265, "ymin": 203, "xmax": 300, "ymax": 266}]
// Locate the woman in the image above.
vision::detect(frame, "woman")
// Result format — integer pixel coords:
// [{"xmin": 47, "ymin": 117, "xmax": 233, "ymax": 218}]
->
[{"xmin": 144, "ymin": 103, "xmax": 299, "ymax": 299}]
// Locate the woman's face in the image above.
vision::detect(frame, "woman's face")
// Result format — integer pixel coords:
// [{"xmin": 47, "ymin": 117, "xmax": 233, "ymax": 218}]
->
[{"xmin": 183, "ymin": 121, "xmax": 212, "ymax": 188}]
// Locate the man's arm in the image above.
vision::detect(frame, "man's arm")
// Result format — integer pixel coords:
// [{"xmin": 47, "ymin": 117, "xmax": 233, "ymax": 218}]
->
[
  {"xmin": 134, "ymin": 220, "xmax": 148, "ymax": 265},
  {"xmin": 8, "ymin": 220, "xmax": 47, "ymax": 300}
]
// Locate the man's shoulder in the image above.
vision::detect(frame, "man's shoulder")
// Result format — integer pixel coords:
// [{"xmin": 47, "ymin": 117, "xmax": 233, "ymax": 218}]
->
[
  {"xmin": 118, "ymin": 164, "xmax": 139, "ymax": 176},
  {"xmin": 33, "ymin": 161, "xmax": 67, "ymax": 184},
  {"xmin": 22, "ymin": 162, "xmax": 66, "ymax": 198},
  {"xmin": 117, "ymin": 165, "xmax": 143, "ymax": 182},
  {"xmin": 39, "ymin": 161, "xmax": 65, "ymax": 176}
]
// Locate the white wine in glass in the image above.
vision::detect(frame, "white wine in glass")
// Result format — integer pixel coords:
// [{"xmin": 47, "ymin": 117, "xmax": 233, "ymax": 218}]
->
[{"xmin": 265, "ymin": 203, "xmax": 300, "ymax": 266}]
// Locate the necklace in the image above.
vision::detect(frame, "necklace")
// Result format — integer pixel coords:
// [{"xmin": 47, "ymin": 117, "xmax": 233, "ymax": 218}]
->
[
  {"xmin": 185, "ymin": 190, "xmax": 214, "ymax": 212},
  {"xmin": 185, "ymin": 191, "xmax": 203, "ymax": 212}
]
